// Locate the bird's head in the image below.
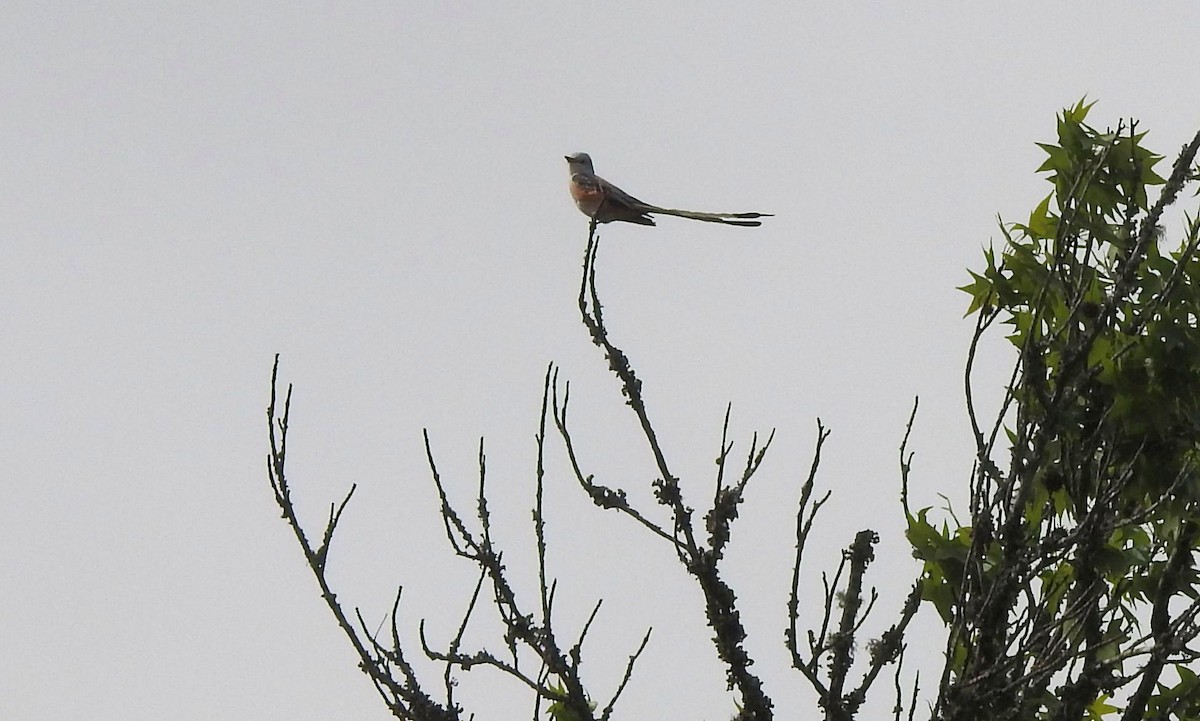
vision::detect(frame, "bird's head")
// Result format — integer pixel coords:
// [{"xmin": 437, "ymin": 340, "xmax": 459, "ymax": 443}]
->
[{"xmin": 564, "ymin": 152, "xmax": 594, "ymax": 174}]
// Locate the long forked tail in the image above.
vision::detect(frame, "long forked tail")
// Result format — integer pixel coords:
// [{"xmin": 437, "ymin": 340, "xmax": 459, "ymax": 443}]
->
[{"xmin": 646, "ymin": 205, "xmax": 772, "ymax": 227}]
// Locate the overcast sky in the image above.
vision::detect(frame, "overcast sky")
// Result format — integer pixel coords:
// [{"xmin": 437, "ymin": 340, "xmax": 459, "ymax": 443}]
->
[{"xmin": 4, "ymin": 4, "xmax": 1200, "ymax": 720}]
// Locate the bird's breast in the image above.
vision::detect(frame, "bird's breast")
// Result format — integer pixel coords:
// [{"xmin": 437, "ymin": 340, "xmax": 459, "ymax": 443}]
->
[{"xmin": 569, "ymin": 174, "xmax": 605, "ymax": 214}]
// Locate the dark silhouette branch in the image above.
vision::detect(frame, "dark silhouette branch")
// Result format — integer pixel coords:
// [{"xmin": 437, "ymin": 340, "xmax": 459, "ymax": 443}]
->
[
  {"xmin": 267, "ymin": 355, "xmax": 459, "ymax": 720},
  {"xmin": 571, "ymin": 225, "xmax": 776, "ymax": 720}
]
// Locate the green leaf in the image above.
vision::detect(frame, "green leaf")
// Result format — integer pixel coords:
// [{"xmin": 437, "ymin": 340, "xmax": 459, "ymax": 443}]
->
[
  {"xmin": 958, "ymin": 270, "xmax": 993, "ymax": 317},
  {"xmin": 1022, "ymin": 193, "xmax": 1057, "ymax": 240},
  {"xmin": 1084, "ymin": 695, "xmax": 1119, "ymax": 720},
  {"xmin": 1065, "ymin": 96, "xmax": 1096, "ymax": 124},
  {"xmin": 545, "ymin": 681, "xmax": 595, "ymax": 721}
]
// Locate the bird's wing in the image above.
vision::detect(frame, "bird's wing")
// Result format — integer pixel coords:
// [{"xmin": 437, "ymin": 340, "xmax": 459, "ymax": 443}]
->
[{"xmin": 596, "ymin": 176, "xmax": 652, "ymax": 211}]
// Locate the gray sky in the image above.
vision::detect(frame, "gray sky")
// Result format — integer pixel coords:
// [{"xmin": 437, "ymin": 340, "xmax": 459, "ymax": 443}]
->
[{"xmin": 4, "ymin": 4, "xmax": 1200, "ymax": 719}]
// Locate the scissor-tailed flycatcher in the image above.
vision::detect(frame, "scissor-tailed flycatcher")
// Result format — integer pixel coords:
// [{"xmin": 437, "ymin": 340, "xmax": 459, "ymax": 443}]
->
[{"xmin": 565, "ymin": 153, "xmax": 770, "ymax": 227}]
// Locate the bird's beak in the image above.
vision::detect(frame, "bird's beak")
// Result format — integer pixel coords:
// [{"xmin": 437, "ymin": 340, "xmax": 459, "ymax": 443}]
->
[{"xmin": 564, "ymin": 155, "xmax": 572, "ymax": 162}]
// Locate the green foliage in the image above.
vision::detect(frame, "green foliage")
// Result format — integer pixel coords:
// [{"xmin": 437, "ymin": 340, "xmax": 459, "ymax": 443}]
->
[
  {"xmin": 544, "ymin": 680, "xmax": 595, "ymax": 721},
  {"xmin": 962, "ymin": 100, "xmax": 1200, "ymax": 514},
  {"xmin": 906, "ymin": 506, "xmax": 972, "ymax": 624},
  {"xmin": 1084, "ymin": 695, "xmax": 1118, "ymax": 721},
  {"xmin": 931, "ymin": 101, "xmax": 1200, "ymax": 720},
  {"xmin": 1146, "ymin": 667, "xmax": 1200, "ymax": 719}
]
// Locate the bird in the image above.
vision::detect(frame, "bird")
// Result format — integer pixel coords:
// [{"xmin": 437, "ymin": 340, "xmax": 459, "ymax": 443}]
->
[{"xmin": 565, "ymin": 152, "xmax": 770, "ymax": 227}]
